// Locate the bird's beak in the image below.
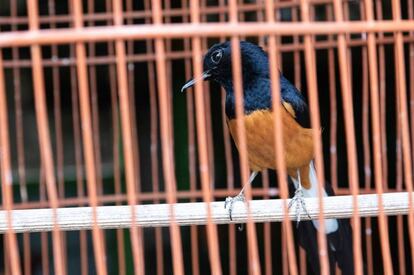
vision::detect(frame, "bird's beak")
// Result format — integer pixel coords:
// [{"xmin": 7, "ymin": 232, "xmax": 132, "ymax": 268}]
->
[{"xmin": 181, "ymin": 70, "xmax": 211, "ymax": 92}]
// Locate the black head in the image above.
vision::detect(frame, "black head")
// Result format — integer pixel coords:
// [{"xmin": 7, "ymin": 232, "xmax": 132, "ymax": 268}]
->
[{"xmin": 181, "ymin": 41, "xmax": 269, "ymax": 92}]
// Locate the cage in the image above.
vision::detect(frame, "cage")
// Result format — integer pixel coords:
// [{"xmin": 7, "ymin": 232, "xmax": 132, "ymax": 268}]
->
[{"xmin": 0, "ymin": 0, "xmax": 413, "ymax": 274}]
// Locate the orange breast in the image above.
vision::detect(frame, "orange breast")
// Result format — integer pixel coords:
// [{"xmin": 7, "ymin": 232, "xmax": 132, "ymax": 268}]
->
[{"xmin": 227, "ymin": 108, "xmax": 316, "ymax": 188}]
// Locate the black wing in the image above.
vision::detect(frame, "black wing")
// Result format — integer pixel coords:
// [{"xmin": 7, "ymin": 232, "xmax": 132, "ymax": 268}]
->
[{"xmin": 280, "ymin": 74, "xmax": 311, "ymax": 129}]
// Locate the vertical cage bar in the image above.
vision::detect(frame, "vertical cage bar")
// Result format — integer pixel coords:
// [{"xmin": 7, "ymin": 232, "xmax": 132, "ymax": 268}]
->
[
  {"xmin": 363, "ymin": 0, "xmax": 394, "ymax": 273},
  {"xmin": 151, "ymin": 1, "xmax": 186, "ymax": 274},
  {"xmin": 331, "ymin": 0, "xmax": 363, "ymax": 273},
  {"xmin": 261, "ymin": 171, "xmax": 273, "ymax": 275},
  {"xmin": 68, "ymin": 38, "xmax": 89, "ymax": 275},
  {"xmin": 326, "ymin": 6, "xmax": 338, "ymax": 194},
  {"xmin": 214, "ymin": 0, "xmax": 238, "ymax": 273},
  {"xmin": 114, "ymin": 1, "xmax": 145, "ymax": 274},
  {"xmin": 72, "ymin": 1, "xmax": 108, "ymax": 274},
  {"xmin": 184, "ymin": 49, "xmax": 200, "ymax": 275},
  {"xmin": 99, "ymin": 0, "xmax": 126, "ymax": 271},
  {"xmin": 0, "ymin": 49, "xmax": 22, "ymax": 275},
  {"xmin": 127, "ymin": 1, "xmax": 141, "ymax": 274},
  {"xmin": 292, "ymin": 6, "xmax": 308, "ymax": 274},
  {"xmin": 228, "ymin": 0, "xmax": 262, "ymax": 273},
  {"xmin": 163, "ymin": 2, "xmax": 175, "ymax": 161},
  {"xmin": 39, "ymin": 170, "xmax": 50, "ymax": 275},
  {"xmin": 4, "ymin": 237, "xmax": 10, "ymax": 275},
  {"xmin": 229, "ymin": 34, "xmax": 262, "ymax": 274},
  {"xmin": 391, "ymin": 0, "xmax": 414, "ymax": 271},
  {"xmin": 257, "ymin": 5, "xmax": 274, "ymax": 275},
  {"xmin": 223, "ymin": 83, "xmax": 237, "ymax": 275},
  {"xmin": 113, "ymin": 0, "xmax": 147, "ymax": 274},
  {"xmin": 299, "ymin": 0, "xmax": 330, "ymax": 273},
  {"xmin": 49, "ymin": 0, "xmax": 69, "ymax": 272},
  {"xmin": 181, "ymin": 2, "xmax": 200, "ymax": 275},
  {"xmin": 10, "ymin": 0, "xmax": 31, "ymax": 273},
  {"xmin": 125, "ymin": 0, "xmax": 142, "ymax": 197},
  {"xmin": 11, "ymin": 0, "xmax": 28, "ymax": 206},
  {"xmin": 103, "ymin": 0, "xmax": 119, "ymax": 264},
  {"xmin": 395, "ymin": 103, "xmax": 406, "ymax": 274},
  {"xmin": 143, "ymin": 1, "xmax": 165, "ymax": 274},
  {"xmin": 375, "ymin": 0, "xmax": 388, "ymax": 190},
  {"xmin": 358, "ymin": 0, "xmax": 370, "ymax": 265},
  {"xmin": 111, "ymin": 60, "xmax": 126, "ymax": 275},
  {"xmin": 274, "ymin": 9, "xmax": 289, "ymax": 272},
  {"xmin": 200, "ymin": 1, "xmax": 216, "ymax": 192},
  {"xmin": 65, "ymin": 3, "xmax": 89, "ymax": 275},
  {"xmin": 26, "ymin": 1, "xmax": 66, "ymax": 274},
  {"xmin": 409, "ymin": 0, "xmax": 414, "ymax": 171},
  {"xmin": 88, "ymin": 0, "xmax": 104, "ymax": 198},
  {"xmin": 361, "ymin": 30, "xmax": 374, "ymax": 275},
  {"xmin": 188, "ymin": 0, "xmax": 222, "ymax": 274},
  {"xmin": 49, "ymin": 0, "xmax": 65, "ymax": 200},
  {"xmin": 265, "ymin": 1, "xmax": 299, "ymax": 275}
]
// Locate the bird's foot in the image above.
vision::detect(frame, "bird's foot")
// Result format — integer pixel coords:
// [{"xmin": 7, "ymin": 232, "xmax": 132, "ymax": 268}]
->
[
  {"xmin": 288, "ymin": 186, "xmax": 311, "ymax": 227},
  {"xmin": 224, "ymin": 191, "xmax": 245, "ymax": 221}
]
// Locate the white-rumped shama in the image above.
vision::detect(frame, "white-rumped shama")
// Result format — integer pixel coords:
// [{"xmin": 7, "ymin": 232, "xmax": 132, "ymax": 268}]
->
[{"xmin": 181, "ymin": 41, "xmax": 355, "ymax": 275}]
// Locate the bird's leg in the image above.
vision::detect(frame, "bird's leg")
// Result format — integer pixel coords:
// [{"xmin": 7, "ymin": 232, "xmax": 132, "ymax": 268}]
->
[
  {"xmin": 288, "ymin": 169, "xmax": 311, "ymax": 227},
  {"xmin": 224, "ymin": 171, "xmax": 258, "ymax": 221}
]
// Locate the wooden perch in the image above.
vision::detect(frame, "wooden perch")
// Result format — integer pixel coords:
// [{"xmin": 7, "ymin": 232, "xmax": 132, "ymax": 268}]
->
[{"xmin": 0, "ymin": 192, "xmax": 412, "ymax": 233}]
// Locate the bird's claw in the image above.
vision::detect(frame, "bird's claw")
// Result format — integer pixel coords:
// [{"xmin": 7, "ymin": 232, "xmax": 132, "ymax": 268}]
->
[
  {"xmin": 288, "ymin": 187, "xmax": 311, "ymax": 227},
  {"xmin": 224, "ymin": 192, "xmax": 245, "ymax": 221}
]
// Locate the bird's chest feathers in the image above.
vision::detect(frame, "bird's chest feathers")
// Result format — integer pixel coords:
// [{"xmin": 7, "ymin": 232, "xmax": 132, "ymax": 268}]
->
[
  {"xmin": 224, "ymin": 80, "xmax": 271, "ymax": 119},
  {"xmin": 226, "ymin": 109, "xmax": 315, "ymax": 172}
]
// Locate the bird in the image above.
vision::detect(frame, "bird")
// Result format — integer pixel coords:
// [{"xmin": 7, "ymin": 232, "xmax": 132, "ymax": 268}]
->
[{"xmin": 181, "ymin": 40, "xmax": 354, "ymax": 274}]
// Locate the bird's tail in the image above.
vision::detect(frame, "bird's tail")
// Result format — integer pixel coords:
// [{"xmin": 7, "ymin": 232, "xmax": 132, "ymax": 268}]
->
[{"xmin": 289, "ymin": 162, "xmax": 355, "ymax": 275}]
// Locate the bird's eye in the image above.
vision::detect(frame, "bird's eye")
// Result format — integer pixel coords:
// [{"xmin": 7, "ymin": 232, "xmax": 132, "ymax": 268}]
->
[{"xmin": 211, "ymin": 50, "xmax": 223, "ymax": 64}]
